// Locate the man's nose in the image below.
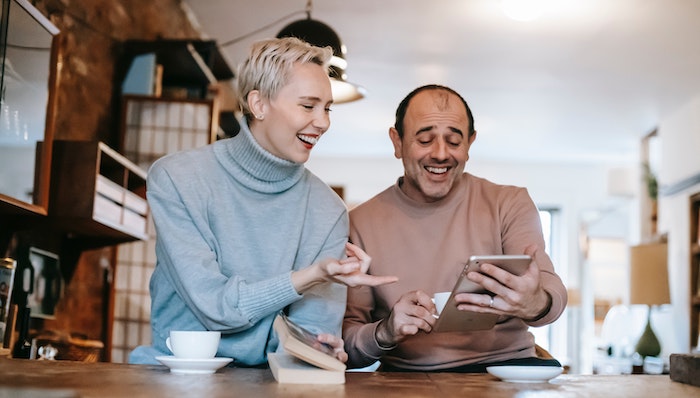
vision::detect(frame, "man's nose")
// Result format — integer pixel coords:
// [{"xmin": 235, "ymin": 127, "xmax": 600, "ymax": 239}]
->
[{"xmin": 431, "ymin": 139, "xmax": 449, "ymax": 159}]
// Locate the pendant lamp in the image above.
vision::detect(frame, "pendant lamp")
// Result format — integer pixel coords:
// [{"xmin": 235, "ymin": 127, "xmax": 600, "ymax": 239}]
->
[{"xmin": 277, "ymin": 16, "xmax": 365, "ymax": 103}]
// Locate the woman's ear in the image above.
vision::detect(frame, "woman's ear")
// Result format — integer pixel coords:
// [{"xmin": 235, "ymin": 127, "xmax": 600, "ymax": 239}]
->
[{"xmin": 247, "ymin": 90, "xmax": 266, "ymax": 120}]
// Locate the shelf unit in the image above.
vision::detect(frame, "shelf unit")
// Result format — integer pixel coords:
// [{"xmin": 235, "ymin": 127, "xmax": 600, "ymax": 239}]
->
[
  {"xmin": 48, "ymin": 140, "xmax": 148, "ymax": 246},
  {"xmin": 120, "ymin": 95, "xmax": 218, "ymax": 169},
  {"xmin": 690, "ymin": 192, "xmax": 700, "ymax": 350}
]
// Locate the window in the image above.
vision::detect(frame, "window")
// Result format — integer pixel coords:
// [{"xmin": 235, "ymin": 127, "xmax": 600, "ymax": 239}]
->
[{"xmin": 529, "ymin": 208, "xmax": 559, "ymax": 352}]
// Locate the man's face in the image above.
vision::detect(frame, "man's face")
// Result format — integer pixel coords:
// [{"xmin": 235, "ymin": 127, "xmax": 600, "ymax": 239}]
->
[
  {"xmin": 254, "ymin": 62, "xmax": 333, "ymax": 164},
  {"xmin": 389, "ymin": 89, "xmax": 476, "ymax": 203}
]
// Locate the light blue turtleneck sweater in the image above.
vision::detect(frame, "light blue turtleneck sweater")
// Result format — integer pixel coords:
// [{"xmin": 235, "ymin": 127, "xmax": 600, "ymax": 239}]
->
[{"xmin": 129, "ymin": 119, "xmax": 349, "ymax": 366}]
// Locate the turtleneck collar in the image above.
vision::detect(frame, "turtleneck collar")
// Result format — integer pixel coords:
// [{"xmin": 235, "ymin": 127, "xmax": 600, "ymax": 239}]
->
[
  {"xmin": 392, "ymin": 174, "xmax": 467, "ymax": 211},
  {"xmin": 213, "ymin": 118, "xmax": 306, "ymax": 194}
]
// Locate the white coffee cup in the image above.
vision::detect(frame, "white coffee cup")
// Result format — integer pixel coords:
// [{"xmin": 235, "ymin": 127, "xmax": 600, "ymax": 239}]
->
[
  {"xmin": 432, "ymin": 292, "xmax": 451, "ymax": 315},
  {"xmin": 166, "ymin": 330, "xmax": 221, "ymax": 359}
]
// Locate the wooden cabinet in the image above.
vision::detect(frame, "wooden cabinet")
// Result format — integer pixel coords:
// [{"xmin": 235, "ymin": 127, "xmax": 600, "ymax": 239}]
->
[
  {"xmin": 48, "ymin": 140, "xmax": 148, "ymax": 247},
  {"xmin": 690, "ymin": 192, "xmax": 700, "ymax": 351}
]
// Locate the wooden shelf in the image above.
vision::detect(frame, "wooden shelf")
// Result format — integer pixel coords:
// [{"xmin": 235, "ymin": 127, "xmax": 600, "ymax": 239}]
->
[
  {"xmin": 121, "ymin": 39, "xmax": 234, "ymax": 99},
  {"xmin": 690, "ymin": 192, "xmax": 700, "ymax": 350},
  {"xmin": 48, "ymin": 140, "xmax": 148, "ymax": 247}
]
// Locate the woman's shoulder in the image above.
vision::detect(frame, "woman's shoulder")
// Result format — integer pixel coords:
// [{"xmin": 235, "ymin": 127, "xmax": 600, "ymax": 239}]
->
[
  {"xmin": 149, "ymin": 144, "xmax": 216, "ymax": 175},
  {"xmin": 304, "ymin": 170, "xmax": 346, "ymax": 207}
]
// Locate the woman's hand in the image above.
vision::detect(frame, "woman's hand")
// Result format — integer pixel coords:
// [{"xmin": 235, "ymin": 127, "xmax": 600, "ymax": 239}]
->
[
  {"xmin": 292, "ymin": 242, "xmax": 398, "ymax": 292},
  {"xmin": 325, "ymin": 243, "xmax": 399, "ymax": 287},
  {"xmin": 316, "ymin": 333, "xmax": 348, "ymax": 363}
]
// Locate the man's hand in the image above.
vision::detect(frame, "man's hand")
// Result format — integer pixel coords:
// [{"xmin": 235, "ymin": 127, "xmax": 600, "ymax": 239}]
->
[
  {"xmin": 375, "ymin": 290, "xmax": 437, "ymax": 347},
  {"xmin": 453, "ymin": 245, "xmax": 551, "ymax": 320}
]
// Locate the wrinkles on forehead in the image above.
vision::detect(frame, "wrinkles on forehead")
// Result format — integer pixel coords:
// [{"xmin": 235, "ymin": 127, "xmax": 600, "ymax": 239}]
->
[{"xmin": 406, "ymin": 90, "xmax": 468, "ymax": 132}]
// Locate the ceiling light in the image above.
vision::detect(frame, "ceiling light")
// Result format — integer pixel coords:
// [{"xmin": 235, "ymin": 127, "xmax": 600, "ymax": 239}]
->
[
  {"xmin": 501, "ymin": 0, "xmax": 546, "ymax": 22},
  {"xmin": 277, "ymin": 17, "xmax": 365, "ymax": 104}
]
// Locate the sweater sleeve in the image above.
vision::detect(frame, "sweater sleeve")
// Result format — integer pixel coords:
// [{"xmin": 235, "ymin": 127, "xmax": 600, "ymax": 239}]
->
[
  {"xmin": 343, "ymin": 226, "xmax": 391, "ymax": 369},
  {"xmin": 500, "ymin": 187, "xmax": 567, "ymax": 327},
  {"xmin": 285, "ymin": 206, "xmax": 349, "ymax": 337},
  {"xmin": 343, "ymin": 284, "xmax": 390, "ymax": 368},
  {"xmin": 147, "ymin": 162, "xmax": 302, "ymax": 331}
]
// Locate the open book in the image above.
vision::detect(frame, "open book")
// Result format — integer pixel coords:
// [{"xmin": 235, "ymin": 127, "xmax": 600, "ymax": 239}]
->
[{"xmin": 269, "ymin": 313, "xmax": 346, "ymax": 384}]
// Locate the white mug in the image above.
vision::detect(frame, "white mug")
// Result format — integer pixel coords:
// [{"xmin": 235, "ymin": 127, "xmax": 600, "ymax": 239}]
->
[
  {"xmin": 166, "ymin": 330, "xmax": 221, "ymax": 359},
  {"xmin": 432, "ymin": 292, "xmax": 451, "ymax": 315}
]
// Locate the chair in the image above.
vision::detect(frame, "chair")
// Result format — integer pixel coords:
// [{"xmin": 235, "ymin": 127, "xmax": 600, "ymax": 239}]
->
[{"xmin": 535, "ymin": 344, "xmax": 554, "ymax": 359}]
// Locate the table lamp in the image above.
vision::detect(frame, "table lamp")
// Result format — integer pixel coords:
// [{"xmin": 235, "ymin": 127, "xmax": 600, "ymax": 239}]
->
[{"xmin": 629, "ymin": 242, "xmax": 669, "ymax": 358}]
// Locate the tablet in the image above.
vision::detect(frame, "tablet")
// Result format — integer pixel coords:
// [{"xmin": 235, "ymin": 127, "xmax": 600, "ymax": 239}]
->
[{"xmin": 433, "ymin": 254, "xmax": 532, "ymax": 333}]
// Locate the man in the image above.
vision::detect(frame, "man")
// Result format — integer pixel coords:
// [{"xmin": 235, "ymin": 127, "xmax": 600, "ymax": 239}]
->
[{"xmin": 343, "ymin": 84, "xmax": 567, "ymax": 372}]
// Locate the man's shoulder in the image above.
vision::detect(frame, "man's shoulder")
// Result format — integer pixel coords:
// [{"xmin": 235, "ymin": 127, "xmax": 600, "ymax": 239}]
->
[{"xmin": 464, "ymin": 173, "xmax": 527, "ymax": 196}]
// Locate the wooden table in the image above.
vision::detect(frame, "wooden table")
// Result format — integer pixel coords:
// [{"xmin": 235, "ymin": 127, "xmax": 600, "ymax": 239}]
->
[{"xmin": 0, "ymin": 356, "xmax": 698, "ymax": 397}]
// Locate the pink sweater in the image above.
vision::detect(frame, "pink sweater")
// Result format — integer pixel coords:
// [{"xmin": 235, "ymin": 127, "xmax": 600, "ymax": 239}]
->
[{"xmin": 343, "ymin": 173, "xmax": 567, "ymax": 370}]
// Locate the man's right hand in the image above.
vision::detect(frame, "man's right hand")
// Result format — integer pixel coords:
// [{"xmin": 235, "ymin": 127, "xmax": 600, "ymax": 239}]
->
[{"xmin": 375, "ymin": 290, "xmax": 437, "ymax": 347}]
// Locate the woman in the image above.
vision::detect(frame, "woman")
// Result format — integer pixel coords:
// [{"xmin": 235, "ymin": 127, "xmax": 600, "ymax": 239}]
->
[{"xmin": 129, "ymin": 37, "xmax": 396, "ymax": 366}]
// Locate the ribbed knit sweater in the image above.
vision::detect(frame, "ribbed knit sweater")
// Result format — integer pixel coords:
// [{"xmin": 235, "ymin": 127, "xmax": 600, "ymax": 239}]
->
[{"xmin": 129, "ymin": 119, "xmax": 348, "ymax": 366}]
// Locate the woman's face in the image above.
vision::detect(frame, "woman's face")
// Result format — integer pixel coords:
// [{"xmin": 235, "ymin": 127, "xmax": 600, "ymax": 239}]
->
[{"xmin": 252, "ymin": 62, "xmax": 333, "ymax": 163}]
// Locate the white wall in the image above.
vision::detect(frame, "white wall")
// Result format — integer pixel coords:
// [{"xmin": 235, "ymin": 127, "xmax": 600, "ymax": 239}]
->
[
  {"xmin": 656, "ymin": 92, "xmax": 700, "ymax": 354},
  {"xmin": 659, "ymin": 95, "xmax": 700, "ymax": 186}
]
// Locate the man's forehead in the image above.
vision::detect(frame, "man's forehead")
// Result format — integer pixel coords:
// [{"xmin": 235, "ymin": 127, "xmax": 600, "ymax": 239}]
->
[
  {"xmin": 407, "ymin": 94, "xmax": 468, "ymax": 126},
  {"xmin": 409, "ymin": 90, "xmax": 465, "ymax": 114}
]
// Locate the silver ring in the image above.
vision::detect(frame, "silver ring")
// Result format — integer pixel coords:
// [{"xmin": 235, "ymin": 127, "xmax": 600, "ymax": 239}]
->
[{"xmin": 489, "ymin": 297, "xmax": 494, "ymax": 308}]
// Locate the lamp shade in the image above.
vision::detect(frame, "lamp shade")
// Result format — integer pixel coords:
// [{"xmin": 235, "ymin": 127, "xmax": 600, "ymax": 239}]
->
[
  {"xmin": 629, "ymin": 242, "xmax": 669, "ymax": 306},
  {"xmin": 277, "ymin": 18, "xmax": 365, "ymax": 103}
]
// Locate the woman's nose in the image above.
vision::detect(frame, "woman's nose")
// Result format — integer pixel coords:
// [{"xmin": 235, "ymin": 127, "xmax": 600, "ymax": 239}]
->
[{"xmin": 314, "ymin": 111, "xmax": 331, "ymax": 132}]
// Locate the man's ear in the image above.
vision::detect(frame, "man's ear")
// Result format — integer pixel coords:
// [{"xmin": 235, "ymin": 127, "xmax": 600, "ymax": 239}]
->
[
  {"xmin": 469, "ymin": 130, "xmax": 477, "ymax": 145},
  {"xmin": 389, "ymin": 127, "xmax": 403, "ymax": 159}
]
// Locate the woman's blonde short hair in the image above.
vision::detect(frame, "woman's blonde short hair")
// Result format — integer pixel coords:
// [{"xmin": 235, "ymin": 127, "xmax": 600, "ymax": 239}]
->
[{"xmin": 236, "ymin": 37, "xmax": 332, "ymax": 121}]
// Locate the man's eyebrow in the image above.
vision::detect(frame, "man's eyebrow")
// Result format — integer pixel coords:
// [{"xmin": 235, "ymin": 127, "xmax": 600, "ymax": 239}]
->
[
  {"xmin": 415, "ymin": 126, "xmax": 464, "ymax": 136},
  {"xmin": 448, "ymin": 127, "xmax": 464, "ymax": 136},
  {"xmin": 416, "ymin": 126, "xmax": 435, "ymax": 134}
]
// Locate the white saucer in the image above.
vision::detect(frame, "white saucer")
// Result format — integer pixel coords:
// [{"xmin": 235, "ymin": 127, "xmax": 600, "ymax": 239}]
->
[
  {"xmin": 156, "ymin": 356, "xmax": 233, "ymax": 374},
  {"xmin": 486, "ymin": 365, "xmax": 563, "ymax": 383}
]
